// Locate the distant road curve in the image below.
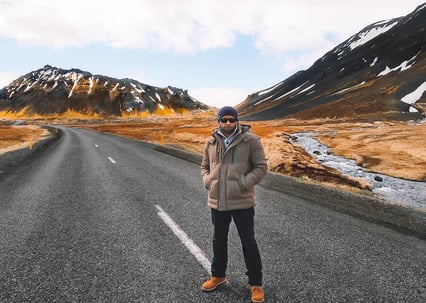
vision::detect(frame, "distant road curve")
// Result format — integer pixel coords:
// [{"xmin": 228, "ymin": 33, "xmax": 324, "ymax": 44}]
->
[{"xmin": 0, "ymin": 126, "xmax": 425, "ymax": 302}]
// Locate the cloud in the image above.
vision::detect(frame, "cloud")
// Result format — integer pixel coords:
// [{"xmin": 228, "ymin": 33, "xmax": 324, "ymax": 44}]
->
[
  {"xmin": 0, "ymin": 0, "xmax": 422, "ymax": 98},
  {"xmin": 0, "ymin": 0, "xmax": 421, "ymax": 53}
]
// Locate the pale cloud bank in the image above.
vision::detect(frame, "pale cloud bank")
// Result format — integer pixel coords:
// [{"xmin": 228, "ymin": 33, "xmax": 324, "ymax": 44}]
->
[
  {"xmin": 0, "ymin": 0, "xmax": 421, "ymax": 54},
  {"xmin": 0, "ymin": 0, "xmax": 423, "ymax": 107}
]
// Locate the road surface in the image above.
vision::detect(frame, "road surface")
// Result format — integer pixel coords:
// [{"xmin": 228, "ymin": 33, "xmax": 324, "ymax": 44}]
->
[{"xmin": 0, "ymin": 127, "xmax": 424, "ymax": 302}]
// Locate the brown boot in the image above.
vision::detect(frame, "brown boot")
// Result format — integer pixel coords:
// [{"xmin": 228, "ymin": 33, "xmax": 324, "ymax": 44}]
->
[
  {"xmin": 201, "ymin": 277, "xmax": 227, "ymax": 291},
  {"xmin": 251, "ymin": 286, "xmax": 264, "ymax": 303}
]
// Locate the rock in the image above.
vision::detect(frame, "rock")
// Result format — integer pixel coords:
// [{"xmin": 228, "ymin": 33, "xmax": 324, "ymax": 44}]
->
[{"xmin": 374, "ymin": 176, "xmax": 383, "ymax": 182}]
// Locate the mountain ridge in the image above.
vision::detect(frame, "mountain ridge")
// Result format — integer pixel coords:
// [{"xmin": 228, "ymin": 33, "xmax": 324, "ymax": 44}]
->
[
  {"xmin": 0, "ymin": 65, "xmax": 210, "ymax": 117},
  {"xmin": 236, "ymin": 3, "xmax": 426, "ymax": 121}
]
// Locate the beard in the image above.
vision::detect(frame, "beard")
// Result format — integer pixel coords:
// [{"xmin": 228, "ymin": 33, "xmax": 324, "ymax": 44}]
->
[{"xmin": 220, "ymin": 124, "xmax": 237, "ymax": 136}]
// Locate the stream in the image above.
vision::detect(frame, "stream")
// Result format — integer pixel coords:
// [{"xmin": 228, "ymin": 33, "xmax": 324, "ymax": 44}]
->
[{"xmin": 291, "ymin": 132, "xmax": 425, "ymax": 209}]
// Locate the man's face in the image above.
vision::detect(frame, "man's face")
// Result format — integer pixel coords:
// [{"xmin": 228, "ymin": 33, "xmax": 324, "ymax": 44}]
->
[{"xmin": 219, "ymin": 115, "xmax": 237, "ymax": 135}]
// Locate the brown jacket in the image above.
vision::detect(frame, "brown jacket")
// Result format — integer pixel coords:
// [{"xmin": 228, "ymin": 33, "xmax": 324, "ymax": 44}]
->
[{"xmin": 201, "ymin": 124, "xmax": 267, "ymax": 211}]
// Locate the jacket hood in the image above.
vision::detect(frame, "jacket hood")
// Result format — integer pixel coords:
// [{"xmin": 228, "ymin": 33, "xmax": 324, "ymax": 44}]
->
[
  {"xmin": 212, "ymin": 123, "xmax": 252, "ymax": 136},
  {"xmin": 239, "ymin": 123, "xmax": 251, "ymax": 133}
]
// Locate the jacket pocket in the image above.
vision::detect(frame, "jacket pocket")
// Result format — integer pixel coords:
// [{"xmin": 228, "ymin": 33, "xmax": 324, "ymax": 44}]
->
[
  {"xmin": 208, "ymin": 180, "xmax": 219, "ymax": 200},
  {"xmin": 204, "ymin": 175, "xmax": 211, "ymax": 190},
  {"xmin": 238, "ymin": 174, "xmax": 247, "ymax": 192}
]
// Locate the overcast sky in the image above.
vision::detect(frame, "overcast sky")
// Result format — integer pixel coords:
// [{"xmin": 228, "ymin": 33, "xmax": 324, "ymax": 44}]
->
[{"xmin": 0, "ymin": 0, "xmax": 423, "ymax": 108}]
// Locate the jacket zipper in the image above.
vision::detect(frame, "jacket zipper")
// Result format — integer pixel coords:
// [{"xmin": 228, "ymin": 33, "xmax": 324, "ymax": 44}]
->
[{"xmin": 218, "ymin": 142, "xmax": 224, "ymax": 210}]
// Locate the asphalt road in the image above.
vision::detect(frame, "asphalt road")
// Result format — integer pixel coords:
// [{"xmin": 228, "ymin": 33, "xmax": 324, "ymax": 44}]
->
[{"xmin": 0, "ymin": 127, "xmax": 424, "ymax": 302}]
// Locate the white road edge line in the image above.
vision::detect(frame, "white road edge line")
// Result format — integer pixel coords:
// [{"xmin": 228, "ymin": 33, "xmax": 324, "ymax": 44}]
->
[
  {"xmin": 155, "ymin": 205, "xmax": 211, "ymax": 273},
  {"xmin": 108, "ymin": 157, "xmax": 116, "ymax": 164}
]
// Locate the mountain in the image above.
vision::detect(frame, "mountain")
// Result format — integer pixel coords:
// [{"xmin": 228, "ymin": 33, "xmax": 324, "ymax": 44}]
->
[
  {"xmin": 237, "ymin": 3, "xmax": 426, "ymax": 121},
  {"xmin": 0, "ymin": 65, "xmax": 209, "ymax": 117}
]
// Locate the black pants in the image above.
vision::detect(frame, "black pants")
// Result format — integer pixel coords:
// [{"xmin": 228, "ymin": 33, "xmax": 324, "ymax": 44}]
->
[{"xmin": 210, "ymin": 207, "xmax": 262, "ymax": 286}]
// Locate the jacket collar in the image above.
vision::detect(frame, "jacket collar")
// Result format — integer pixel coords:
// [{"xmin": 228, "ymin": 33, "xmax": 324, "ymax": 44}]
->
[{"xmin": 209, "ymin": 123, "xmax": 252, "ymax": 144}]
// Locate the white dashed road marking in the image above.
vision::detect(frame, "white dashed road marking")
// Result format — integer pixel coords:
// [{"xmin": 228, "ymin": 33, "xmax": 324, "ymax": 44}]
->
[
  {"xmin": 155, "ymin": 205, "xmax": 211, "ymax": 273},
  {"xmin": 108, "ymin": 157, "xmax": 116, "ymax": 164}
]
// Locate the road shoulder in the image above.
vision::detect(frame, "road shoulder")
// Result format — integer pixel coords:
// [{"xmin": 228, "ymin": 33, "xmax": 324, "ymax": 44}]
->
[{"xmin": 0, "ymin": 126, "xmax": 60, "ymax": 176}]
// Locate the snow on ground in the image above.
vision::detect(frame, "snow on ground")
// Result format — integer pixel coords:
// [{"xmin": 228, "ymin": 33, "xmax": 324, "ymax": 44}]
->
[{"xmin": 291, "ymin": 132, "xmax": 426, "ymax": 209}]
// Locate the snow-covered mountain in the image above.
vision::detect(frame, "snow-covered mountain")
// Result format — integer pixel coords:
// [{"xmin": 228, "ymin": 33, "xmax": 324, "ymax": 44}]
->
[
  {"xmin": 0, "ymin": 65, "xmax": 209, "ymax": 116},
  {"xmin": 237, "ymin": 3, "xmax": 426, "ymax": 121}
]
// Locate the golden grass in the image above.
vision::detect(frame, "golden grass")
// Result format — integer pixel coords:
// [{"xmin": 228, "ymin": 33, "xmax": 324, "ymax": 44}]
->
[
  {"xmin": 0, "ymin": 108, "xmax": 102, "ymax": 120},
  {"xmin": 0, "ymin": 125, "xmax": 49, "ymax": 154},
  {"xmin": 71, "ymin": 115, "xmax": 426, "ymax": 188},
  {"xmin": 0, "ymin": 108, "xmax": 38, "ymax": 119},
  {"xmin": 1, "ymin": 114, "xmax": 425, "ymax": 191},
  {"xmin": 316, "ymin": 122, "xmax": 426, "ymax": 180},
  {"xmin": 0, "ymin": 106, "xmax": 194, "ymax": 120}
]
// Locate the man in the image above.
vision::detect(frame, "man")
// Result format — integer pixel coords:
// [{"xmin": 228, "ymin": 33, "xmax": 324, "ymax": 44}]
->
[{"xmin": 200, "ymin": 106, "xmax": 268, "ymax": 303}]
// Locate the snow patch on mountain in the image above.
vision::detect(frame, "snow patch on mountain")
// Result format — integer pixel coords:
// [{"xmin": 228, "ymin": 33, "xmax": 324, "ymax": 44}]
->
[
  {"xmin": 333, "ymin": 82, "xmax": 366, "ymax": 95},
  {"xmin": 378, "ymin": 53, "xmax": 418, "ymax": 76},
  {"xmin": 258, "ymin": 81, "xmax": 283, "ymax": 96},
  {"xmin": 50, "ymin": 81, "xmax": 58, "ymax": 91},
  {"xmin": 131, "ymin": 83, "xmax": 145, "ymax": 94},
  {"xmin": 401, "ymin": 82, "xmax": 426, "ymax": 105},
  {"xmin": 255, "ymin": 82, "xmax": 310, "ymax": 105},
  {"xmin": 370, "ymin": 57, "xmax": 378, "ymax": 67},
  {"xmin": 335, "ymin": 20, "xmax": 399, "ymax": 59},
  {"xmin": 24, "ymin": 80, "xmax": 37, "ymax": 92},
  {"xmin": 88, "ymin": 77, "xmax": 94, "ymax": 94},
  {"xmin": 68, "ymin": 75, "xmax": 82, "ymax": 98},
  {"xmin": 297, "ymin": 83, "xmax": 316, "ymax": 95},
  {"xmin": 348, "ymin": 21, "xmax": 398, "ymax": 51}
]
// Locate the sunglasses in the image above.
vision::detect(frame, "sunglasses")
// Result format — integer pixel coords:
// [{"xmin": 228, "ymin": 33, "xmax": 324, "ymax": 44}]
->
[{"xmin": 219, "ymin": 118, "xmax": 237, "ymax": 123}]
